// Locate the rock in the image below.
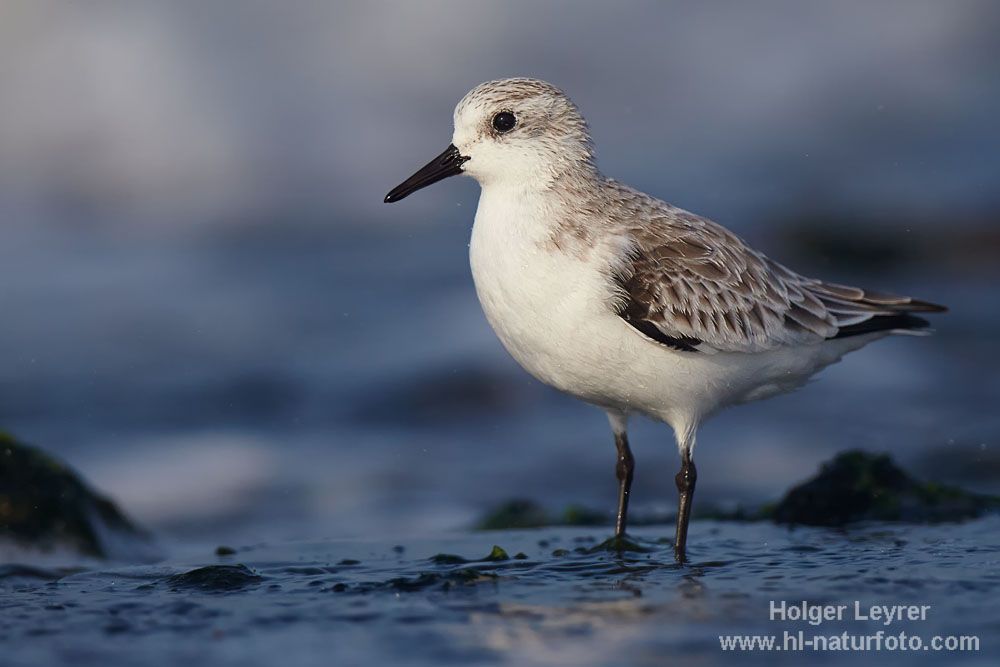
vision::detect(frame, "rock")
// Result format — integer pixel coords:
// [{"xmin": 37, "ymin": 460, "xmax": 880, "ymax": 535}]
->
[
  {"xmin": 165, "ymin": 564, "xmax": 262, "ymax": 591},
  {"xmin": 0, "ymin": 432, "xmax": 152, "ymax": 559},
  {"xmin": 771, "ymin": 450, "xmax": 1000, "ymax": 526}
]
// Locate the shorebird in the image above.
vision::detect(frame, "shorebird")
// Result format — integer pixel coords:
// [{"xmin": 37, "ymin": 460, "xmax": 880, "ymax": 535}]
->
[{"xmin": 384, "ymin": 78, "xmax": 945, "ymax": 561}]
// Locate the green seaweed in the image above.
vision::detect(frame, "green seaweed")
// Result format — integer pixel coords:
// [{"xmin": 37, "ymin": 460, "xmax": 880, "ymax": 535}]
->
[
  {"xmin": 483, "ymin": 545, "xmax": 509, "ymax": 561},
  {"xmin": 772, "ymin": 450, "xmax": 1000, "ymax": 526},
  {"xmin": 587, "ymin": 535, "xmax": 650, "ymax": 554}
]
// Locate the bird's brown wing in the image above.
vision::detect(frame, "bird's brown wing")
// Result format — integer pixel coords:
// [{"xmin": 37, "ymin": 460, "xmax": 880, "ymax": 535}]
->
[{"xmin": 612, "ymin": 211, "xmax": 945, "ymax": 353}]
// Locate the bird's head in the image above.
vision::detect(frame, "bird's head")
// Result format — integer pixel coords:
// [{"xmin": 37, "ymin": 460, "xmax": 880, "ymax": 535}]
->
[{"xmin": 385, "ymin": 77, "xmax": 594, "ymax": 203}]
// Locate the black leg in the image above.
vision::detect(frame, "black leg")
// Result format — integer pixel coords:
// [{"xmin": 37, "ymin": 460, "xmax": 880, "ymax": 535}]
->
[
  {"xmin": 614, "ymin": 431, "xmax": 635, "ymax": 537},
  {"xmin": 674, "ymin": 451, "xmax": 697, "ymax": 562}
]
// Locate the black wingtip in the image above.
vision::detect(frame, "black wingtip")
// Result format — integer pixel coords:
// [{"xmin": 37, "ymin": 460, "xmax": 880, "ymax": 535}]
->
[
  {"xmin": 906, "ymin": 299, "xmax": 948, "ymax": 313},
  {"xmin": 833, "ymin": 313, "xmax": 933, "ymax": 339},
  {"xmin": 625, "ymin": 318, "xmax": 701, "ymax": 351}
]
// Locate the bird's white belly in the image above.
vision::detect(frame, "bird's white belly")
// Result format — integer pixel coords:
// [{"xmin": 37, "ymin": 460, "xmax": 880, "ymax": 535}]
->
[
  {"xmin": 467, "ymin": 188, "xmax": 871, "ymax": 430},
  {"xmin": 468, "ymin": 189, "xmax": 674, "ymax": 413},
  {"xmin": 470, "ymin": 233, "xmax": 614, "ymax": 402}
]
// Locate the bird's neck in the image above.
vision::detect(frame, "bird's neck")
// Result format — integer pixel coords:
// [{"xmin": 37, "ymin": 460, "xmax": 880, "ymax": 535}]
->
[
  {"xmin": 477, "ymin": 159, "xmax": 601, "ymax": 196},
  {"xmin": 473, "ymin": 166, "xmax": 616, "ymax": 264}
]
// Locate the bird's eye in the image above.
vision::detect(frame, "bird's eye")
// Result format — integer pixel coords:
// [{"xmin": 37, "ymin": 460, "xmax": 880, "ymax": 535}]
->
[{"xmin": 492, "ymin": 111, "xmax": 517, "ymax": 133}]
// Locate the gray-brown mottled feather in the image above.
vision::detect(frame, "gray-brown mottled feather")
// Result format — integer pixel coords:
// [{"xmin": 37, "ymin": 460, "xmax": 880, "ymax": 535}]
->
[{"xmin": 591, "ymin": 181, "xmax": 945, "ymax": 353}]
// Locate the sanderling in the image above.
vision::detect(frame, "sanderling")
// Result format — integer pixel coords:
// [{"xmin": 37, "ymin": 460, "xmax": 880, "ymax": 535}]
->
[{"xmin": 385, "ymin": 78, "xmax": 945, "ymax": 561}]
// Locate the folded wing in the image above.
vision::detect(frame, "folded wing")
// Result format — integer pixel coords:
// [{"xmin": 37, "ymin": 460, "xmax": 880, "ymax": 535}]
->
[{"xmin": 613, "ymin": 209, "xmax": 946, "ymax": 353}]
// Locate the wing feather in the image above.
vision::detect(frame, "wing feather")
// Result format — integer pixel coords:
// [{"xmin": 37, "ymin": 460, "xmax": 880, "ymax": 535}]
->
[{"xmin": 606, "ymin": 186, "xmax": 946, "ymax": 352}]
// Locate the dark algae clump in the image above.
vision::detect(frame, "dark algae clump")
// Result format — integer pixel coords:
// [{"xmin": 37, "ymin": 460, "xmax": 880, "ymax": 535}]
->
[
  {"xmin": 165, "ymin": 564, "xmax": 263, "ymax": 591},
  {"xmin": 0, "ymin": 432, "xmax": 149, "ymax": 558},
  {"xmin": 587, "ymin": 535, "xmax": 651, "ymax": 554},
  {"xmin": 478, "ymin": 499, "xmax": 551, "ymax": 529},
  {"xmin": 771, "ymin": 450, "xmax": 1000, "ymax": 526},
  {"xmin": 431, "ymin": 546, "xmax": 508, "ymax": 564},
  {"xmin": 383, "ymin": 568, "xmax": 497, "ymax": 593},
  {"xmin": 429, "ymin": 553, "xmax": 468, "ymax": 565}
]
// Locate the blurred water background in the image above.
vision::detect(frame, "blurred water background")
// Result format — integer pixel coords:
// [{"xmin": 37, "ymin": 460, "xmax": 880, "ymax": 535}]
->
[{"xmin": 1, "ymin": 0, "xmax": 998, "ymax": 552}]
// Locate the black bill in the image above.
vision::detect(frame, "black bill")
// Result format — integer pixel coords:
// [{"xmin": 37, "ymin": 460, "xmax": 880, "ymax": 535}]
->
[{"xmin": 384, "ymin": 144, "xmax": 469, "ymax": 203}]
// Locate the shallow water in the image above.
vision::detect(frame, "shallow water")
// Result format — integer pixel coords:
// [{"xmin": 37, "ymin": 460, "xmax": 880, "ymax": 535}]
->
[{"xmin": 3, "ymin": 518, "xmax": 997, "ymax": 666}]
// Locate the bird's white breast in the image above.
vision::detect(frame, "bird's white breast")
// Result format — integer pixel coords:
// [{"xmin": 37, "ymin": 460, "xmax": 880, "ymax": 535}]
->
[{"xmin": 468, "ymin": 185, "xmax": 648, "ymax": 409}]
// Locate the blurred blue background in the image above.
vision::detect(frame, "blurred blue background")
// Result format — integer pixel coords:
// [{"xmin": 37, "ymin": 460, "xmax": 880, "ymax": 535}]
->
[{"xmin": 1, "ymin": 1, "xmax": 997, "ymax": 548}]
